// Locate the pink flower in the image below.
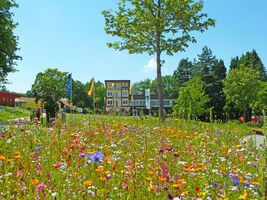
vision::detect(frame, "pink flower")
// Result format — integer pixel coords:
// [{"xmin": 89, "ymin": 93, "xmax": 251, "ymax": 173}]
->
[
  {"xmin": 16, "ymin": 170, "xmax": 23, "ymax": 177},
  {"xmin": 54, "ymin": 162, "xmax": 62, "ymax": 169},
  {"xmin": 36, "ymin": 183, "xmax": 46, "ymax": 192}
]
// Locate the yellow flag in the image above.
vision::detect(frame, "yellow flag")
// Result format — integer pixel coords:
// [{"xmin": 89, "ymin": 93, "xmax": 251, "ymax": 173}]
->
[{"xmin": 88, "ymin": 79, "xmax": 94, "ymax": 96}]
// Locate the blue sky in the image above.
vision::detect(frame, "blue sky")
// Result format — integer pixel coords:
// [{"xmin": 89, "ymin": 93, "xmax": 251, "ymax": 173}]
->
[{"xmin": 6, "ymin": 0, "xmax": 267, "ymax": 93}]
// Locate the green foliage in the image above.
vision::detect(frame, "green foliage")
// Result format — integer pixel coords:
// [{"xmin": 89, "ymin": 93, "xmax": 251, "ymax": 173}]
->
[
  {"xmin": 230, "ymin": 50, "xmax": 266, "ymax": 81},
  {"xmin": 223, "ymin": 66, "xmax": 261, "ymax": 118},
  {"xmin": 194, "ymin": 47, "xmax": 226, "ymax": 118},
  {"xmin": 94, "ymin": 81, "xmax": 106, "ymax": 113},
  {"xmin": 73, "ymin": 80, "xmax": 93, "ymax": 109},
  {"xmin": 0, "ymin": 0, "xmax": 21, "ymax": 87},
  {"xmin": 102, "ymin": 0, "xmax": 215, "ymax": 120},
  {"xmin": 173, "ymin": 58, "xmax": 193, "ymax": 98},
  {"xmin": 174, "ymin": 76, "xmax": 209, "ymax": 119},
  {"xmin": 252, "ymin": 81, "xmax": 267, "ymax": 113},
  {"xmin": 31, "ymin": 68, "xmax": 68, "ymax": 120},
  {"xmin": 132, "ymin": 78, "xmax": 155, "ymax": 95}
]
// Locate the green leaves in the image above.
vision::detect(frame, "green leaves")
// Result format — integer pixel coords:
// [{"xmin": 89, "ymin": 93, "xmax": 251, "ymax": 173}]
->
[
  {"xmin": 0, "ymin": 0, "xmax": 21, "ymax": 87},
  {"xmin": 102, "ymin": 0, "xmax": 215, "ymax": 55},
  {"xmin": 174, "ymin": 76, "xmax": 209, "ymax": 119},
  {"xmin": 224, "ymin": 66, "xmax": 261, "ymax": 113},
  {"xmin": 31, "ymin": 68, "xmax": 68, "ymax": 118}
]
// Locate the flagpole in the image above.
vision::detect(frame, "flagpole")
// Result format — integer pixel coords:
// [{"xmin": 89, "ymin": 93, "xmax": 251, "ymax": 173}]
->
[{"xmin": 93, "ymin": 88, "xmax": 95, "ymax": 114}]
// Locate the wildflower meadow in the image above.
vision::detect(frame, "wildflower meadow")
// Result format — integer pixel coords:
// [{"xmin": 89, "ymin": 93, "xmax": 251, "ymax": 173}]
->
[{"xmin": 0, "ymin": 116, "xmax": 266, "ymax": 199}]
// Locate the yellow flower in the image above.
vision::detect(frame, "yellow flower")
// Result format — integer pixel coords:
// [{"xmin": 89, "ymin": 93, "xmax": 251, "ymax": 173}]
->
[
  {"xmin": 87, "ymin": 151, "xmax": 96, "ymax": 154},
  {"xmin": 146, "ymin": 177, "xmax": 153, "ymax": 182},
  {"xmin": 31, "ymin": 179, "xmax": 39, "ymax": 185},
  {"xmin": 83, "ymin": 180, "xmax": 92, "ymax": 186}
]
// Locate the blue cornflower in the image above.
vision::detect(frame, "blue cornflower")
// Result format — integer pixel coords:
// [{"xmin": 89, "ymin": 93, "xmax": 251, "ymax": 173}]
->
[
  {"xmin": 233, "ymin": 178, "xmax": 240, "ymax": 185},
  {"xmin": 87, "ymin": 152, "xmax": 104, "ymax": 163},
  {"xmin": 213, "ymin": 183, "xmax": 219, "ymax": 188},
  {"xmin": 35, "ymin": 146, "xmax": 43, "ymax": 151}
]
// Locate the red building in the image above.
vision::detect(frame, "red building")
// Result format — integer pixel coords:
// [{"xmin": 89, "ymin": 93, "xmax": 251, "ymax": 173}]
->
[{"xmin": 0, "ymin": 91, "xmax": 21, "ymax": 107}]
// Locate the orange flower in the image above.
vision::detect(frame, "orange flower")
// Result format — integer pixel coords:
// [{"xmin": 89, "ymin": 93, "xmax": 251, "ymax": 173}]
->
[
  {"xmin": 0, "ymin": 156, "xmax": 6, "ymax": 161},
  {"xmin": 13, "ymin": 155, "xmax": 23, "ymax": 159},
  {"xmin": 154, "ymin": 167, "xmax": 160, "ymax": 171},
  {"xmin": 159, "ymin": 177, "xmax": 167, "ymax": 182},
  {"xmin": 172, "ymin": 183, "xmax": 183, "ymax": 189},
  {"xmin": 147, "ymin": 171, "xmax": 154, "ymax": 175},
  {"xmin": 83, "ymin": 180, "xmax": 92, "ymax": 186},
  {"xmin": 99, "ymin": 177, "xmax": 106, "ymax": 181},
  {"xmin": 14, "ymin": 151, "xmax": 20, "ymax": 156},
  {"xmin": 31, "ymin": 179, "xmax": 39, "ymax": 185},
  {"xmin": 95, "ymin": 166, "xmax": 104, "ymax": 173}
]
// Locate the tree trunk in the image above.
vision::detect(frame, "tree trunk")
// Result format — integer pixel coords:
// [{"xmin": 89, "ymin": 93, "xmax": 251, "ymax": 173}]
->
[
  {"xmin": 156, "ymin": 45, "xmax": 164, "ymax": 121},
  {"xmin": 156, "ymin": 0, "xmax": 164, "ymax": 121}
]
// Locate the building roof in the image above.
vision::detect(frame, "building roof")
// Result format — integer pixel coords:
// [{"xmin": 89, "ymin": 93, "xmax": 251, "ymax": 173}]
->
[
  {"xmin": 105, "ymin": 80, "xmax": 130, "ymax": 83},
  {"xmin": 0, "ymin": 91, "xmax": 21, "ymax": 98}
]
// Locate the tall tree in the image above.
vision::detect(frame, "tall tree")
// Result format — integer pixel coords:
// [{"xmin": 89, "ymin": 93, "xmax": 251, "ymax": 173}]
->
[
  {"xmin": 195, "ymin": 46, "xmax": 216, "ymax": 110},
  {"xmin": 32, "ymin": 68, "xmax": 68, "ymax": 122},
  {"xmin": 173, "ymin": 58, "xmax": 193, "ymax": 98},
  {"xmin": 229, "ymin": 56, "xmax": 239, "ymax": 70},
  {"xmin": 223, "ymin": 66, "xmax": 261, "ymax": 120},
  {"xmin": 0, "ymin": 0, "xmax": 21, "ymax": 87},
  {"xmin": 210, "ymin": 59, "xmax": 226, "ymax": 119},
  {"xmin": 239, "ymin": 50, "xmax": 266, "ymax": 81},
  {"xmin": 174, "ymin": 76, "xmax": 209, "ymax": 119},
  {"xmin": 102, "ymin": 0, "xmax": 215, "ymax": 120}
]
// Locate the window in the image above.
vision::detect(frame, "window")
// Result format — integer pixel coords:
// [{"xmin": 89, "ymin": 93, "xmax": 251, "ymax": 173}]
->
[
  {"xmin": 107, "ymin": 101, "xmax": 113, "ymax": 106},
  {"xmin": 122, "ymin": 91, "xmax": 128, "ymax": 97},
  {"xmin": 107, "ymin": 91, "xmax": 113, "ymax": 97},
  {"xmin": 107, "ymin": 83, "xmax": 114, "ymax": 89},
  {"xmin": 115, "ymin": 101, "xmax": 119, "ymax": 107},
  {"xmin": 122, "ymin": 100, "xmax": 128, "ymax": 105},
  {"xmin": 114, "ymin": 92, "xmax": 120, "ymax": 98}
]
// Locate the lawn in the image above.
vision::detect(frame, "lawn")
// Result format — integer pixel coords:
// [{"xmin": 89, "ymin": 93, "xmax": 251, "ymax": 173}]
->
[
  {"xmin": 0, "ymin": 115, "xmax": 266, "ymax": 199},
  {"xmin": 0, "ymin": 106, "xmax": 30, "ymax": 121}
]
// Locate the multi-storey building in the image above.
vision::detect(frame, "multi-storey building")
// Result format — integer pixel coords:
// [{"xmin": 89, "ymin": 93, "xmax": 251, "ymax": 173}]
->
[{"xmin": 105, "ymin": 80, "xmax": 130, "ymax": 113}]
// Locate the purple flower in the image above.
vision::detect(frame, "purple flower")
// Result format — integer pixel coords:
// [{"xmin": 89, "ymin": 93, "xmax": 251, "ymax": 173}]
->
[
  {"xmin": 173, "ymin": 153, "xmax": 179, "ymax": 157},
  {"xmin": 244, "ymin": 182, "xmax": 250, "ymax": 187},
  {"xmin": 213, "ymin": 183, "xmax": 219, "ymax": 188},
  {"xmin": 87, "ymin": 152, "xmax": 104, "ymax": 163},
  {"xmin": 233, "ymin": 178, "xmax": 240, "ymax": 185},
  {"xmin": 35, "ymin": 146, "xmax": 43, "ymax": 151}
]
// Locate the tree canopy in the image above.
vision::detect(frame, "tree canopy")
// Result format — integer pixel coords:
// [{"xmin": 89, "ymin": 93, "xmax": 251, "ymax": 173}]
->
[
  {"xmin": 102, "ymin": 0, "xmax": 215, "ymax": 120},
  {"xmin": 31, "ymin": 68, "xmax": 68, "ymax": 120},
  {"xmin": 0, "ymin": 0, "xmax": 21, "ymax": 87},
  {"xmin": 174, "ymin": 76, "xmax": 209, "ymax": 119},
  {"xmin": 223, "ymin": 66, "xmax": 261, "ymax": 119}
]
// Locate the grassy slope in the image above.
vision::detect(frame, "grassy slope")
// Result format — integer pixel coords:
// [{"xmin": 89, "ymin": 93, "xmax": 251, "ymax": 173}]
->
[{"xmin": 0, "ymin": 106, "xmax": 30, "ymax": 121}]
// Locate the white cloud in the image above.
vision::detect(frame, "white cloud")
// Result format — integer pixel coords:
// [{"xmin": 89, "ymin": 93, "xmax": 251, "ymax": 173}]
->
[{"xmin": 144, "ymin": 58, "xmax": 157, "ymax": 72}]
